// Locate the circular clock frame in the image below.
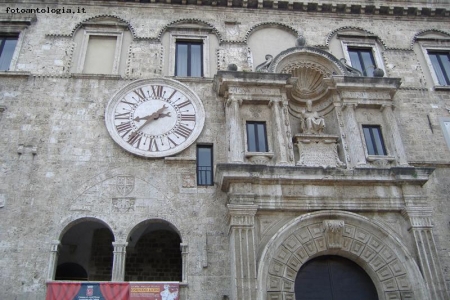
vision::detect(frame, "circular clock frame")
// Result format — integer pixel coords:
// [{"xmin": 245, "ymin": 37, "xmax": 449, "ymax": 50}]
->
[{"xmin": 105, "ymin": 78, "xmax": 205, "ymax": 158}]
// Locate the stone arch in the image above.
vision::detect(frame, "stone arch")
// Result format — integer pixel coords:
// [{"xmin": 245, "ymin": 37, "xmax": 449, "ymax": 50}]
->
[
  {"xmin": 411, "ymin": 29, "xmax": 450, "ymax": 48},
  {"xmin": 257, "ymin": 210, "xmax": 430, "ymax": 300},
  {"xmin": 126, "ymin": 217, "xmax": 183, "ymax": 244},
  {"xmin": 69, "ymin": 15, "xmax": 137, "ymax": 38},
  {"xmin": 57, "ymin": 216, "xmax": 115, "ymax": 241},
  {"xmin": 244, "ymin": 22, "xmax": 299, "ymax": 43},
  {"xmin": 325, "ymin": 26, "xmax": 386, "ymax": 49},
  {"xmin": 157, "ymin": 18, "xmax": 222, "ymax": 42}
]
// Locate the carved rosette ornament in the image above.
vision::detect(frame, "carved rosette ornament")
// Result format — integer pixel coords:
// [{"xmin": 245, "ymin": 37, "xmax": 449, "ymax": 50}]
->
[{"xmin": 323, "ymin": 220, "xmax": 345, "ymax": 249}]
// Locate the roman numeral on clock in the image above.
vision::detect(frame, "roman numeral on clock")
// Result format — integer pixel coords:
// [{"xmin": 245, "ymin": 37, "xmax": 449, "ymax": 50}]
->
[
  {"xmin": 151, "ymin": 85, "xmax": 164, "ymax": 98},
  {"xmin": 175, "ymin": 100, "xmax": 191, "ymax": 109},
  {"xmin": 128, "ymin": 133, "xmax": 142, "ymax": 148},
  {"xmin": 115, "ymin": 112, "xmax": 130, "ymax": 120},
  {"xmin": 174, "ymin": 124, "xmax": 192, "ymax": 138},
  {"xmin": 147, "ymin": 137, "xmax": 159, "ymax": 152},
  {"xmin": 133, "ymin": 88, "xmax": 147, "ymax": 102},
  {"xmin": 180, "ymin": 114, "xmax": 196, "ymax": 121},
  {"xmin": 116, "ymin": 122, "xmax": 133, "ymax": 137}
]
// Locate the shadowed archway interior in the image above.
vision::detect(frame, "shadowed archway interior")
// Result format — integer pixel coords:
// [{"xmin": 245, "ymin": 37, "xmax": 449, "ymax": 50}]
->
[{"xmin": 295, "ymin": 255, "xmax": 378, "ymax": 300}]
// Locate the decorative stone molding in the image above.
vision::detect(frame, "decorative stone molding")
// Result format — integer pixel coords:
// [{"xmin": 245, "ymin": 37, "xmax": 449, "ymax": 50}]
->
[
  {"xmin": 157, "ymin": 18, "xmax": 222, "ymax": 43},
  {"xmin": 228, "ymin": 204, "xmax": 258, "ymax": 229},
  {"xmin": 180, "ymin": 243, "xmax": 189, "ymax": 283},
  {"xmin": 323, "ymin": 220, "xmax": 345, "ymax": 249},
  {"xmin": 257, "ymin": 211, "xmax": 431, "ymax": 300},
  {"xmin": 294, "ymin": 134, "xmax": 345, "ymax": 168},
  {"xmin": 243, "ymin": 22, "xmax": 299, "ymax": 44},
  {"xmin": 411, "ymin": 29, "xmax": 450, "ymax": 48},
  {"xmin": 245, "ymin": 152, "xmax": 274, "ymax": 164}
]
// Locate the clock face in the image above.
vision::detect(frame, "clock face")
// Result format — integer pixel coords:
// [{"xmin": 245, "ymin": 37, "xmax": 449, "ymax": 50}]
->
[{"xmin": 105, "ymin": 79, "xmax": 205, "ymax": 157}]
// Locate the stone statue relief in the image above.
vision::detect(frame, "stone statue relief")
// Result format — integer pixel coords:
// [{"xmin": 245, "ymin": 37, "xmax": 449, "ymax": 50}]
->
[{"xmin": 300, "ymin": 100, "xmax": 325, "ymax": 134}]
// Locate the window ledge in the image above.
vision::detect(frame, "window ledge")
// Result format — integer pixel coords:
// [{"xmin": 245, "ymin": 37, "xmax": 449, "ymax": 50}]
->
[
  {"xmin": 366, "ymin": 155, "xmax": 395, "ymax": 162},
  {"xmin": 245, "ymin": 152, "xmax": 274, "ymax": 164},
  {"xmin": 434, "ymin": 85, "xmax": 450, "ymax": 91},
  {"xmin": 164, "ymin": 157, "xmax": 196, "ymax": 164},
  {"xmin": 71, "ymin": 73, "xmax": 122, "ymax": 80},
  {"xmin": 0, "ymin": 71, "xmax": 31, "ymax": 78}
]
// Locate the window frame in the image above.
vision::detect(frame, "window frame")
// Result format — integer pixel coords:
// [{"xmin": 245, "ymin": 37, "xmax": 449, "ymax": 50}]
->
[
  {"xmin": 246, "ymin": 121, "xmax": 269, "ymax": 153},
  {"xmin": 439, "ymin": 117, "xmax": 450, "ymax": 151},
  {"xmin": 196, "ymin": 144, "xmax": 214, "ymax": 186},
  {"xmin": 361, "ymin": 125, "xmax": 388, "ymax": 156},
  {"xmin": 341, "ymin": 39, "xmax": 385, "ymax": 77},
  {"xmin": 175, "ymin": 40, "xmax": 203, "ymax": 77},
  {"xmin": 423, "ymin": 47, "xmax": 450, "ymax": 86},
  {"xmin": 0, "ymin": 35, "xmax": 19, "ymax": 71},
  {"xmin": 76, "ymin": 29, "xmax": 124, "ymax": 74},
  {"xmin": 169, "ymin": 31, "xmax": 210, "ymax": 77}
]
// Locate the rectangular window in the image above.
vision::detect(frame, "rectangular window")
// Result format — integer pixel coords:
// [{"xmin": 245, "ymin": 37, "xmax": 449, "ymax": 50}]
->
[
  {"xmin": 246, "ymin": 122, "xmax": 268, "ymax": 152},
  {"xmin": 175, "ymin": 41, "xmax": 203, "ymax": 77},
  {"xmin": 348, "ymin": 47, "xmax": 376, "ymax": 77},
  {"xmin": 428, "ymin": 51, "xmax": 450, "ymax": 86},
  {"xmin": 0, "ymin": 36, "xmax": 18, "ymax": 71},
  {"xmin": 83, "ymin": 35, "xmax": 117, "ymax": 74},
  {"xmin": 363, "ymin": 125, "xmax": 387, "ymax": 156},
  {"xmin": 197, "ymin": 145, "xmax": 213, "ymax": 186}
]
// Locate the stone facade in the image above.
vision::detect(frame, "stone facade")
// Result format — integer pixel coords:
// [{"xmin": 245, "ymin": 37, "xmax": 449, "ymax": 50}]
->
[{"xmin": 0, "ymin": 0, "xmax": 450, "ymax": 299}]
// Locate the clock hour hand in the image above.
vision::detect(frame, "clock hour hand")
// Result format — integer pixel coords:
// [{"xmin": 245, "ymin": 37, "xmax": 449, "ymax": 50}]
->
[{"xmin": 132, "ymin": 105, "xmax": 169, "ymax": 134}]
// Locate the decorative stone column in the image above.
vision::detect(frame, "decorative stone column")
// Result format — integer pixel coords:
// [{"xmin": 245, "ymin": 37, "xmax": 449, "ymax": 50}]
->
[
  {"xmin": 269, "ymin": 99, "xmax": 289, "ymax": 165},
  {"xmin": 111, "ymin": 241, "xmax": 128, "ymax": 281},
  {"xmin": 402, "ymin": 183, "xmax": 449, "ymax": 300},
  {"xmin": 381, "ymin": 104, "xmax": 408, "ymax": 166},
  {"xmin": 341, "ymin": 104, "xmax": 366, "ymax": 167},
  {"xmin": 403, "ymin": 207, "xmax": 448, "ymax": 300},
  {"xmin": 228, "ymin": 204, "xmax": 258, "ymax": 300},
  {"xmin": 47, "ymin": 240, "xmax": 60, "ymax": 280},
  {"xmin": 226, "ymin": 97, "xmax": 244, "ymax": 163},
  {"xmin": 180, "ymin": 243, "xmax": 189, "ymax": 284}
]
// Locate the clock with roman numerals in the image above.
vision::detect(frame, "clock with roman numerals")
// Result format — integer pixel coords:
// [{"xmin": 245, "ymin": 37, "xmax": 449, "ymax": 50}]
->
[{"xmin": 105, "ymin": 78, "xmax": 205, "ymax": 157}]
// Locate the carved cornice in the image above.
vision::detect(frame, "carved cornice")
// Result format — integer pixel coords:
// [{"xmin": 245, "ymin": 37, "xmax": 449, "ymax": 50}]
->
[
  {"xmin": 216, "ymin": 164, "xmax": 435, "ymax": 192},
  {"xmin": 48, "ymin": 1, "xmax": 450, "ymax": 18}
]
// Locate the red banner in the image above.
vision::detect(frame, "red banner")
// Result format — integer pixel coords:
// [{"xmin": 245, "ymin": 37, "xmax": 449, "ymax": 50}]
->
[
  {"xmin": 46, "ymin": 282, "xmax": 129, "ymax": 300},
  {"xmin": 130, "ymin": 283, "xmax": 179, "ymax": 300}
]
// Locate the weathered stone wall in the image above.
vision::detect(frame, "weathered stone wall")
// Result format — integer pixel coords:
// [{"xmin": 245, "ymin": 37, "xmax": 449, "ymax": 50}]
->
[{"xmin": 0, "ymin": 0, "xmax": 449, "ymax": 299}]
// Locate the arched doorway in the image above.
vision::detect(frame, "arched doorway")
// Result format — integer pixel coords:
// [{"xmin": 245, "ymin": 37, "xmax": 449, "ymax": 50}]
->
[
  {"xmin": 56, "ymin": 219, "xmax": 114, "ymax": 281},
  {"xmin": 125, "ymin": 219, "xmax": 182, "ymax": 281},
  {"xmin": 295, "ymin": 255, "xmax": 378, "ymax": 300}
]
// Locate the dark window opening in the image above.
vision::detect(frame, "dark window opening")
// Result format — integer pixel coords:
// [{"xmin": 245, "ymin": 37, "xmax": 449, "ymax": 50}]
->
[
  {"xmin": 197, "ymin": 145, "xmax": 213, "ymax": 186},
  {"xmin": 55, "ymin": 263, "xmax": 88, "ymax": 281},
  {"xmin": 348, "ymin": 47, "xmax": 377, "ymax": 77},
  {"xmin": 175, "ymin": 41, "xmax": 203, "ymax": 77},
  {"xmin": 363, "ymin": 125, "xmax": 387, "ymax": 156},
  {"xmin": 428, "ymin": 51, "xmax": 450, "ymax": 85},
  {"xmin": 0, "ymin": 36, "xmax": 18, "ymax": 71},
  {"xmin": 246, "ymin": 122, "xmax": 268, "ymax": 152}
]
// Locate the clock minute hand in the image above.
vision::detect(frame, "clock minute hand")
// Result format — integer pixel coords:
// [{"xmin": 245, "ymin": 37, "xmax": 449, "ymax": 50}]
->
[{"xmin": 132, "ymin": 105, "xmax": 168, "ymax": 133}]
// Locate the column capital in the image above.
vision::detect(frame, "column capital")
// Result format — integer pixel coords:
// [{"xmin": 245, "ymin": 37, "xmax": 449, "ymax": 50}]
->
[
  {"xmin": 228, "ymin": 204, "xmax": 258, "ymax": 228},
  {"xmin": 226, "ymin": 97, "xmax": 243, "ymax": 107},
  {"xmin": 402, "ymin": 207, "xmax": 434, "ymax": 229}
]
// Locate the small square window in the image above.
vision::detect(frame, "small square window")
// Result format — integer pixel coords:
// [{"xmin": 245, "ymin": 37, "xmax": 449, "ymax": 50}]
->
[
  {"xmin": 246, "ymin": 122, "xmax": 269, "ymax": 152},
  {"xmin": 428, "ymin": 51, "xmax": 450, "ymax": 86},
  {"xmin": 197, "ymin": 145, "xmax": 213, "ymax": 186},
  {"xmin": 348, "ymin": 47, "xmax": 377, "ymax": 77},
  {"xmin": 362, "ymin": 125, "xmax": 387, "ymax": 156},
  {"xmin": 175, "ymin": 41, "xmax": 203, "ymax": 77},
  {"xmin": 0, "ymin": 36, "xmax": 18, "ymax": 71}
]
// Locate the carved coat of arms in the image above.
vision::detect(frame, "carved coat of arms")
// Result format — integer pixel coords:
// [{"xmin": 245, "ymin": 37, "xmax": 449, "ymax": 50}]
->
[{"xmin": 116, "ymin": 175, "xmax": 135, "ymax": 196}]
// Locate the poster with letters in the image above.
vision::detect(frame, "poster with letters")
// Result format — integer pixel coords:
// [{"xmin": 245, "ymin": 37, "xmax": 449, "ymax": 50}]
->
[{"xmin": 130, "ymin": 282, "xmax": 179, "ymax": 300}]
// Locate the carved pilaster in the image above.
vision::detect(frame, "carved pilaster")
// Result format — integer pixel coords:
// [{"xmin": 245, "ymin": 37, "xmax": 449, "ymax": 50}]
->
[
  {"xmin": 180, "ymin": 243, "xmax": 188, "ymax": 284},
  {"xmin": 403, "ymin": 207, "xmax": 449, "ymax": 299},
  {"xmin": 226, "ymin": 97, "xmax": 244, "ymax": 163},
  {"xmin": 323, "ymin": 220, "xmax": 345, "ymax": 249},
  {"xmin": 47, "ymin": 240, "xmax": 60, "ymax": 280},
  {"xmin": 269, "ymin": 99, "xmax": 289, "ymax": 165},
  {"xmin": 111, "ymin": 242, "xmax": 128, "ymax": 281},
  {"xmin": 341, "ymin": 104, "xmax": 366, "ymax": 167},
  {"xmin": 381, "ymin": 105, "xmax": 408, "ymax": 166},
  {"xmin": 228, "ymin": 204, "xmax": 258, "ymax": 300}
]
